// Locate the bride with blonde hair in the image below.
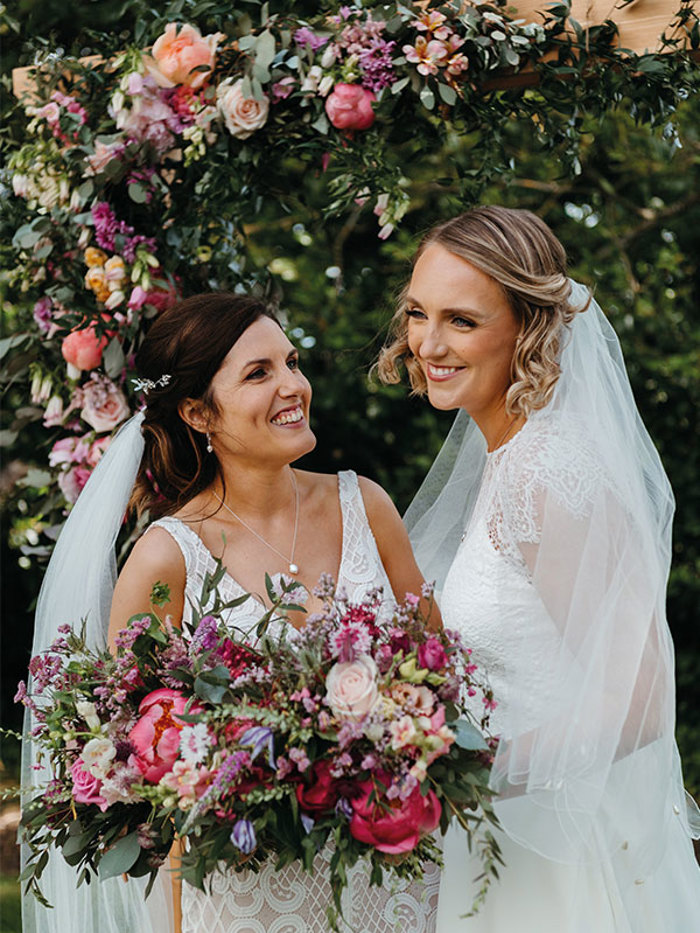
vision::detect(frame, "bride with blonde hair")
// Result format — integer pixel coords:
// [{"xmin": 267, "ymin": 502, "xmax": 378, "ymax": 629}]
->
[{"xmin": 379, "ymin": 205, "xmax": 700, "ymax": 931}]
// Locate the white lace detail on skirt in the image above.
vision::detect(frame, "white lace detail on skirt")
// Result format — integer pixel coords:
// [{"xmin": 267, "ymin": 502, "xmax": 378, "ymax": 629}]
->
[{"xmin": 147, "ymin": 471, "xmax": 439, "ymax": 932}]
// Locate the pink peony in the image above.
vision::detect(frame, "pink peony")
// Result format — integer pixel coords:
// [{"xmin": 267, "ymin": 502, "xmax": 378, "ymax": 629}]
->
[
  {"xmin": 295, "ymin": 760, "xmax": 343, "ymax": 814},
  {"xmin": 58, "ymin": 465, "xmax": 91, "ymax": 503},
  {"xmin": 349, "ymin": 777, "xmax": 441, "ymax": 854},
  {"xmin": 61, "ymin": 327, "xmax": 108, "ymax": 372},
  {"xmin": 128, "ymin": 688, "xmax": 192, "ymax": 783},
  {"xmin": 81, "ymin": 375, "xmax": 130, "ymax": 432},
  {"xmin": 216, "ymin": 78, "xmax": 269, "ymax": 139},
  {"xmin": 70, "ymin": 758, "xmax": 108, "ymax": 811},
  {"xmin": 417, "ymin": 637, "xmax": 448, "ymax": 672},
  {"xmin": 146, "ymin": 23, "xmax": 221, "ymax": 89},
  {"xmin": 87, "ymin": 435, "xmax": 111, "ymax": 467},
  {"xmin": 325, "ymin": 84, "xmax": 376, "ymax": 131},
  {"xmin": 325, "ymin": 655, "xmax": 379, "ymax": 721}
]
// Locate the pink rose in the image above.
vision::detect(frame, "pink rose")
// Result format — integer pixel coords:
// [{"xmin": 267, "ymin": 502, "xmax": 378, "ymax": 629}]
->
[
  {"xmin": 71, "ymin": 758, "xmax": 108, "ymax": 811},
  {"xmin": 128, "ymin": 688, "xmax": 193, "ymax": 783},
  {"xmin": 61, "ymin": 327, "xmax": 108, "ymax": 371},
  {"xmin": 58, "ymin": 465, "xmax": 91, "ymax": 504},
  {"xmin": 349, "ymin": 777, "xmax": 441, "ymax": 854},
  {"xmin": 87, "ymin": 435, "xmax": 111, "ymax": 467},
  {"xmin": 81, "ymin": 375, "xmax": 130, "ymax": 432},
  {"xmin": 325, "ymin": 655, "xmax": 379, "ymax": 721},
  {"xmin": 216, "ymin": 78, "xmax": 269, "ymax": 139},
  {"xmin": 145, "ymin": 23, "xmax": 221, "ymax": 89},
  {"xmin": 417, "ymin": 637, "xmax": 448, "ymax": 672},
  {"xmin": 325, "ymin": 84, "xmax": 376, "ymax": 131},
  {"xmin": 49, "ymin": 436, "xmax": 89, "ymax": 467}
]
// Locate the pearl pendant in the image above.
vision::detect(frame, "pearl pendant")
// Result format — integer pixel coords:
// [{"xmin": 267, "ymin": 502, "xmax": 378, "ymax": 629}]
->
[{"xmin": 288, "ymin": 562, "xmax": 299, "ymax": 575}]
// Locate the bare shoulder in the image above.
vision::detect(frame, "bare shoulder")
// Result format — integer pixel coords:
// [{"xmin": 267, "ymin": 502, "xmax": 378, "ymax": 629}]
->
[
  {"xmin": 127, "ymin": 524, "xmax": 185, "ymax": 577},
  {"xmin": 356, "ymin": 475, "xmax": 401, "ymax": 523}
]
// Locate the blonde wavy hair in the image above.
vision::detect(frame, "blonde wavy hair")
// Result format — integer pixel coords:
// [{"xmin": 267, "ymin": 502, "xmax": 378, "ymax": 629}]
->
[{"xmin": 377, "ymin": 206, "xmax": 583, "ymax": 417}]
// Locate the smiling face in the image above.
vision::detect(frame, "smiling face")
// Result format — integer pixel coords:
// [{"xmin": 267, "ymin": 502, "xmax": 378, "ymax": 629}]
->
[
  {"xmin": 406, "ymin": 244, "xmax": 520, "ymax": 438},
  {"xmin": 199, "ymin": 316, "xmax": 316, "ymax": 466}
]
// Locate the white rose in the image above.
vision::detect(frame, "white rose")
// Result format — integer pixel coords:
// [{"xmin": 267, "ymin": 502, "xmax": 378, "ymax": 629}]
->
[
  {"xmin": 81, "ymin": 736, "xmax": 116, "ymax": 778},
  {"xmin": 325, "ymin": 655, "xmax": 379, "ymax": 722},
  {"xmin": 216, "ymin": 78, "xmax": 269, "ymax": 139}
]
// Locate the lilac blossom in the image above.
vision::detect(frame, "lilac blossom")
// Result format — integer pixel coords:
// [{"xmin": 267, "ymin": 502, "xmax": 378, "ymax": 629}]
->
[
  {"xmin": 357, "ymin": 38, "xmax": 396, "ymax": 92},
  {"xmin": 294, "ymin": 27, "xmax": 328, "ymax": 52}
]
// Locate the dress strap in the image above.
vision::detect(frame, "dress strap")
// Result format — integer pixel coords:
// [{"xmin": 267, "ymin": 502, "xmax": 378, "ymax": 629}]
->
[
  {"xmin": 336, "ymin": 470, "xmax": 393, "ymax": 605},
  {"xmin": 145, "ymin": 515, "xmax": 207, "ymax": 583}
]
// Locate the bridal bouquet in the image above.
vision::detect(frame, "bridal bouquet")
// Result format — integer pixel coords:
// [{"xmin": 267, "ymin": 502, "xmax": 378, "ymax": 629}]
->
[{"xmin": 17, "ymin": 566, "xmax": 500, "ymax": 928}]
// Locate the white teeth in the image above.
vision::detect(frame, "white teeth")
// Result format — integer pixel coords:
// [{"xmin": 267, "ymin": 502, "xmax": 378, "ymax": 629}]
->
[
  {"xmin": 428, "ymin": 365, "xmax": 459, "ymax": 376},
  {"xmin": 272, "ymin": 407, "xmax": 303, "ymax": 425}
]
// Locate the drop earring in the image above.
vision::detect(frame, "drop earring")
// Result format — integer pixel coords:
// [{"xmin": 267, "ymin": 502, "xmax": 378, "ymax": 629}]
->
[{"xmin": 206, "ymin": 432, "xmax": 213, "ymax": 453}]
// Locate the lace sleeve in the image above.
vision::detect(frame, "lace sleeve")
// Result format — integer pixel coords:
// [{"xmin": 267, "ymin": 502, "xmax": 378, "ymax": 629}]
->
[{"xmin": 488, "ymin": 416, "xmax": 680, "ymax": 872}]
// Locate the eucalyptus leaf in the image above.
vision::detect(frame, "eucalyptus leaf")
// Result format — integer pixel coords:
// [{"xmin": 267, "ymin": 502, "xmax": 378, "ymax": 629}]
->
[
  {"xmin": 453, "ymin": 719, "xmax": 488, "ymax": 751},
  {"xmin": 103, "ymin": 337, "xmax": 126, "ymax": 378},
  {"xmin": 98, "ymin": 832, "xmax": 141, "ymax": 880}
]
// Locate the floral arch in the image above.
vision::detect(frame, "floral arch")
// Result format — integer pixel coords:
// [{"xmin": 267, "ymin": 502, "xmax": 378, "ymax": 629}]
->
[{"xmin": 3, "ymin": 0, "xmax": 698, "ymax": 560}]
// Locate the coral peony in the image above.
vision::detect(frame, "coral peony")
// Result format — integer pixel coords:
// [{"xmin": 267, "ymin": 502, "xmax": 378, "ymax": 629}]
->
[
  {"xmin": 146, "ymin": 23, "xmax": 221, "ymax": 89},
  {"xmin": 61, "ymin": 327, "xmax": 108, "ymax": 372},
  {"xmin": 325, "ymin": 83, "xmax": 376, "ymax": 131},
  {"xmin": 128, "ymin": 688, "xmax": 192, "ymax": 783},
  {"xmin": 349, "ymin": 778, "xmax": 441, "ymax": 854}
]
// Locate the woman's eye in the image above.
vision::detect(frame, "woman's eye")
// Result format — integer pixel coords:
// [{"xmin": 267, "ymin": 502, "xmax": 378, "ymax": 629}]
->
[
  {"xmin": 405, "ymin": 307, "xmax": 426, "ymax": 320},
  {"xmin": 452, "ymin": 316, "xmax": 475, "ymax": 328},
  {"xmin": 246, "ymin": 368, "xmax": 266, "ymax": 380},
  {"xmin": 287, "ymin": 356, "xmax": 299, "ymax": 370}
]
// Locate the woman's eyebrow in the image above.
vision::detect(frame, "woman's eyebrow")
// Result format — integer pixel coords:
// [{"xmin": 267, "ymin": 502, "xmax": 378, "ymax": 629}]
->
[{"xmin": 405, "ymin": 297, "xmax": 482, "ymax": 317}]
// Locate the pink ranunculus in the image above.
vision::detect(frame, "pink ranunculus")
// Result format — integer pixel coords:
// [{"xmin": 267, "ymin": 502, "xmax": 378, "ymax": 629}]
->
[
  {"xmin": 217, "ymin": 78, "xmax": 269, "ymax": 139},
  {"xmin": 324, "ymin": 84, "xmax": 376, "ymax": 131},
  {"xmin": 417, "ymin": 637, "xmax": 448, "ymax": 672},
  {"xmin": 70, "ymin": 758, "xmax": 108, "ymax": 811},
  {"xmin": 128, "ymin": 688, "xmax": 193, "ymax": 783},
  {"xmin": 81, "ymin": 375, "xmax": 130, "ymax": 432},
  {"xmin": 325, "ymin": 655, "xmax": 379, "ymax": 721},
  {"xmin": 61, "ymin": 327, "xmax": 108, "ymax": 372},
  {"xmin": 349, "ymin": 778, "xmax": 441, "ymax": 854},
  {"xmin": 146, "ymin": 23, "xmax": 222, "ymax": 89}
]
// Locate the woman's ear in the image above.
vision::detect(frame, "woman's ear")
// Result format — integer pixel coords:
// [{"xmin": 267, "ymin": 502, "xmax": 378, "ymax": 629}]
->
[{"xmin": 178, "ymin": 398, "xmax": 209, "ymax": 433}]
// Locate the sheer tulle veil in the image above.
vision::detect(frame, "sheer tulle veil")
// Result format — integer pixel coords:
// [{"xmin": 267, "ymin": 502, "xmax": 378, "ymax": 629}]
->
[
  {"xmin": 406, "ymin": 281, "xmax": 700, "ymax": 882},
  {"xmin": 20, "ymin": 411, "xmax": 173, "ymax": 933}
]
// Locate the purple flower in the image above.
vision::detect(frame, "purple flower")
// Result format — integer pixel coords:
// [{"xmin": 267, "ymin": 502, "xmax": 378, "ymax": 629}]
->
[
  {"xmin": 33, "ymin": 298, "xmax": 53, "ymax": 333},
  {"xmin": 300, "ymin": 812, "xmax": 315, "ymax": 833},
  {"xmin": 335, "ymin": 797, "xmax": 353, "ymax": 819},
  {"xmin": 294, "ymin": 27, "xmax": 328, "ymax": 52},
  {"xmin": 191, "ymin": 615, "xmax": 220, "ymax": 654},
  {"xmin": 239, "ymin": 726, "xmax": 276, "ymax": 769},
  {"xmin": 230, "ymin": 819, "xmax": 256, "ymax": 854},
  {"xmin": 358, "ymin": 38, "xmax": 396, "ymax": 92}
]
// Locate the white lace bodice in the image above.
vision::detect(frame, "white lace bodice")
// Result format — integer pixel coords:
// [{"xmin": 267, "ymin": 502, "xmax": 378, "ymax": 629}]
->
[
  {"xmin": 146, "ymin": 470, "xmax": 439, "ymax": 933},
  {"xmin": 441, "ymin": 415, "xmax": 604, "ymax": 736}
]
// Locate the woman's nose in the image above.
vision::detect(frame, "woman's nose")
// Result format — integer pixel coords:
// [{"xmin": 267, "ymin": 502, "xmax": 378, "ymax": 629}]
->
[{"xmin": 417, "ymin": 325, "xmax": 448, "ymax": 360}]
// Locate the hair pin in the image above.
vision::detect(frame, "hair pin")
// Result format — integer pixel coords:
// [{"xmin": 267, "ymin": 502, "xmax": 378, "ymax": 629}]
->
[{"xmin": 132, "ymin": 373, "xmax": 172, "ymax": 395}]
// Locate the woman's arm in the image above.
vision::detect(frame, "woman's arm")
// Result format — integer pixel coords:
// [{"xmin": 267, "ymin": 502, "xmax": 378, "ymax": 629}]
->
[
  {"xmin": 108, "ymin": 526, "xmax": 186, "ymax": 650},
  {"xmin": 358, "ymin": 476, "xmax": 441, "ymax": 630}
]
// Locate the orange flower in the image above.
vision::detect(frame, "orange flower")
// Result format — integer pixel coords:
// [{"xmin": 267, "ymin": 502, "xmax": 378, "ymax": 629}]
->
[{"xmin": 84, "ymin": 247, "xmax": 107, "ymax": 267}]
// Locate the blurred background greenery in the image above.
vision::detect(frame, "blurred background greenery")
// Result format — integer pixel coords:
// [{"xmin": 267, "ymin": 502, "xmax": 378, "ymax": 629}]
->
[{"xmin": 2, "ymin": 2, "xmax": 698, "ymax": 929}]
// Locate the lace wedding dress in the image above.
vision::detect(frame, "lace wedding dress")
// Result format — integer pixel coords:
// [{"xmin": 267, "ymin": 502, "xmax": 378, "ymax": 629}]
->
[
  {"xmin": 149, "ymin": 470, "xmax": 440, "ymax": 933},
  {"xmin": 436, "ymin": 416, "xmax": 700, "ymax": 931}
]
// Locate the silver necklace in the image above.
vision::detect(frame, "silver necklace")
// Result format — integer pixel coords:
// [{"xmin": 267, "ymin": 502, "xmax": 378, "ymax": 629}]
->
[{"xmin": 213, "ymin": 470, "xmax": 300, "ymax": 575}]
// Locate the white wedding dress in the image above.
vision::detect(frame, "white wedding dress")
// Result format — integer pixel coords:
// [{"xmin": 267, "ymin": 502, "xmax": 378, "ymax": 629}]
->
[
  {"xmin": 149, "ymin": 470, "xmax": 440, "ymax": 933},
  {"xmin": 436, "ymin": 416, "xmax": 700, "ymax": 931}
]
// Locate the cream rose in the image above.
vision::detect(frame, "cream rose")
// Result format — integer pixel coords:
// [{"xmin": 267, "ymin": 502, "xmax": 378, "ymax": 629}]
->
[
  {"xmin": 326, "ymin": 655, "xmax": 379, "ymax": 722},
  {"xmin": 81, "ymin": 375, "xmax": 130, "ymax": 432},
  {"xmin": 217, "ymin": 79, "xmax": 269, "ymax": 139}
]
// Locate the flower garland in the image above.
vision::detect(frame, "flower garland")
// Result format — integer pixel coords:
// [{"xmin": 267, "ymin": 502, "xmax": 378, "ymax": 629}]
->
[{"xmin": 4, "ymin": 0, "xmax": 697, "ymax": 555}]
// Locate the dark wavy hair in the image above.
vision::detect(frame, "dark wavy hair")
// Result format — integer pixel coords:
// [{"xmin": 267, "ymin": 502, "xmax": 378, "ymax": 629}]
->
[{"xmin": 130, "ymin": 293, "xmax": 278, "ymax": 518}]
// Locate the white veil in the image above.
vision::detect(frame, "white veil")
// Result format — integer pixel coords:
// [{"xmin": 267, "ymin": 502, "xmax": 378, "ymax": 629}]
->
[
  {"xmin": 407, "ymin": 282, "xmax": 699, "ymax": 888},
  {"xmin": 20, "ymin": 411, "xmax": 174, "ymax": 933}
]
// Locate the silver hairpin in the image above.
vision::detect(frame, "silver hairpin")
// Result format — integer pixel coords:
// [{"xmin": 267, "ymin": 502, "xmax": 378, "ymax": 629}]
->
[{"xmin": 132, "ymin": 374, "xmax": 172, "ymax": 394}]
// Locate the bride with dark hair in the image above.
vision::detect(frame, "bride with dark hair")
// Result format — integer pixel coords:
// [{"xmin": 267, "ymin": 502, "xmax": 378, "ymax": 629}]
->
[
  {"xmin": 23, "ymin": 292, "xmax": 440, "ymax": 933},
  {"xmin": 379, "ymin": 205, "xmax": 700, "ymax": 932}
]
